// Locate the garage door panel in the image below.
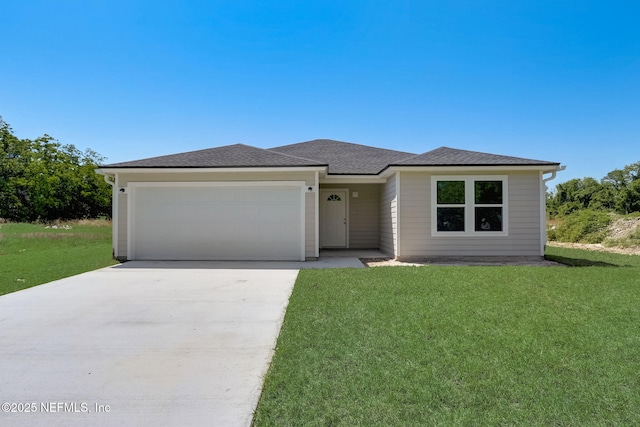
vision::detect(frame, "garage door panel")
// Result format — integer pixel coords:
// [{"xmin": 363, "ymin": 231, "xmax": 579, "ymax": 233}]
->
[{"xmin": 131, "ymin": 184, "xmax": 303, "ymax": 261}]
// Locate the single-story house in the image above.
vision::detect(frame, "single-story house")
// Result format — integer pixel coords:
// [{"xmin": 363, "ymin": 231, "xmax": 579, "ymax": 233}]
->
[{"xmin": 96, "ymin": 139, "xmax": 563, "ymax": 262}]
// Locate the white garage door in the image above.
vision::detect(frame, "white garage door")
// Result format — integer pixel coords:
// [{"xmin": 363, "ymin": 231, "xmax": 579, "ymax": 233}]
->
[{"xmin": 129, "ymin": 182, "xmax": 304, "ymax": 261}]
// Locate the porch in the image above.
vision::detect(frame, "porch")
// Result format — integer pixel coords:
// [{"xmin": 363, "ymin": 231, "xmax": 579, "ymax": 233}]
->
[{"xmin": 319, "ymin": 249, "xmax": 390, "ymax": 260}]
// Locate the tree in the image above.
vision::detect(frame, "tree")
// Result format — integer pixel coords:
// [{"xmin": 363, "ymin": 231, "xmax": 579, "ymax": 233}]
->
[
  {"xmin": 548, "ymin": 177, "xmax": 608, "ymax": 216},
  {"xmin": 602, "ymin": 162, "xmax": 640, "ymax": 214},
  {"xmin": 0, "ymin": 119, "xmax": 32, "ymax": 220},
  {"xmin": 0, "ymin": 117, "xmax": 111, "ymax": 221},
  {"xmin": 616, "ymin": 179, "xmax": 640, "ymax": 214},
  {"xmin": 548, "ymin": 161, "xmax": 640, "ymax": 217}
]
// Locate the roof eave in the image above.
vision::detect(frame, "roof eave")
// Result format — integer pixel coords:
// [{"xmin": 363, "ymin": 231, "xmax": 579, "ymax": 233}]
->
[
  {"xmin": 96, "ymin": 165, "xmax": 328, "ymax": 174},
  {"xmin": 379, "ymin": 163, "xmax": 563, "ymax": 177}
]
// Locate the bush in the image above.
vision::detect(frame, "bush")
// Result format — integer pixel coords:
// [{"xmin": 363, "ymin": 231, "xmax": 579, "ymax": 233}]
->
[{"xmin": 554, "ymin": 209, "xmax": 613, "ymax": 243}]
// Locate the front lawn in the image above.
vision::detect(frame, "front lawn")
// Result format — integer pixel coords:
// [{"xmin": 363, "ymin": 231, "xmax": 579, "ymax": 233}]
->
[
  {"xmin": 0, "ymin": 221, "xmax": 117, "ymax": 296},
  {"xmin": 254, "ymin": 248, "xmax": 640, "ymax": 426}
]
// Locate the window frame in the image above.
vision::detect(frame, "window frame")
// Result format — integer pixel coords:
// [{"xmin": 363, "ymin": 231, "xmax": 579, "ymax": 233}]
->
[{"xmin": 431, "ymin": 175, "xmax": 509, "ymax": 237}]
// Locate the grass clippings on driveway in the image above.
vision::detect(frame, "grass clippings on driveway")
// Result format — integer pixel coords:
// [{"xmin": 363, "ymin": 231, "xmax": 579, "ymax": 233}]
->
[
  {"xmin": 254, "ymin": 248, "xmax": 640, "ymax": 426},
  {"xmin": 0, "ymin": 220, "xmax": 117, "ymax": 296}
]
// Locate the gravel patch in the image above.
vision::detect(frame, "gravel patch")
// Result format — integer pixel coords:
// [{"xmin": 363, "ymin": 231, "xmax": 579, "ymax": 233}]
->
[{"xmin": 361, "ymin": 257, "xmax": 563, "ymax": 267}]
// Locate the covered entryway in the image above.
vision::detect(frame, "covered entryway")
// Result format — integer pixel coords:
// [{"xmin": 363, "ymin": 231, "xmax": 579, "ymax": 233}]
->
[{"xmin": 128, "ymin": 182, "xmax": 305, "ymax": 261}]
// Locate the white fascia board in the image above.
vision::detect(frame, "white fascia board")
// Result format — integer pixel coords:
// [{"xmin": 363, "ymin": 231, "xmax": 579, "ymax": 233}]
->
[
  {"xmin": 383, "ymin": 165, "xmax": 563, "ymax": 174},
  {"xmin": 97, "ymin": 167, "xmax": 327, "ymax": 174},
  {"xmin": 320, "ymin": 175, "xmax": 387, "ymax": 184},
  {"xmin": 95, "ymin": 168, "xmax": 115, "ymax": 177},
  {"xmin": 378, "ymin": 168, "xmax": 397, "ymax": 180}
]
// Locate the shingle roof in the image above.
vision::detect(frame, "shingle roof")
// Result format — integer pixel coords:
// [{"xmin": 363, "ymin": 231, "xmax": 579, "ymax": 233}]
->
[
  {"xmin": 100, "ymin": 143, "xmax": 327, "ymax": 168},
  {"xmin": 393, "ymin": 146, "xmax": 560, "ymax": 167},
  {"xmin": 100, "ymin": 141, "xmax": 560, "ymax": 172},
  {"xmin": 270, "ymin": 139, "xmax": 416, "ymax": 174}
]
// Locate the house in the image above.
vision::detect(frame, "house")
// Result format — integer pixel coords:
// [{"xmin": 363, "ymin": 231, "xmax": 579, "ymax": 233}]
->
[{"xmin": 95, "ymin": 139, "xmax": 563, "ymax": 262}]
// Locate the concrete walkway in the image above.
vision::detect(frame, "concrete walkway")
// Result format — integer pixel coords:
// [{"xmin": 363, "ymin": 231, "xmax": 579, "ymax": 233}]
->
[{"xmin": 0, "ymin": 262, "xmax": 304, "ymax": 427}]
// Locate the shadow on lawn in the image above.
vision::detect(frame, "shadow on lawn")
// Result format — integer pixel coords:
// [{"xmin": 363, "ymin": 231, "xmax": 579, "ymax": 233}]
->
[{"xmin": 545, "ymin": 254, "xmax": 624, "ymax": 267}]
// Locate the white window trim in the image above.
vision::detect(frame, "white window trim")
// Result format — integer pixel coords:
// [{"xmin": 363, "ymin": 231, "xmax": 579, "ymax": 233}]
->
[{"xmin": 431, "ymin": 175, "xmax": 509, "ymax": 237}]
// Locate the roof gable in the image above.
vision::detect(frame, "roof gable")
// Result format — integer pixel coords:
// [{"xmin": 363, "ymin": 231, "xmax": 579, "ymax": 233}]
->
[
  {"xmin": 270, "ymin": 139, "xmax": 416, "ymax": 175},
  {"xmin": 394, "ymin": 146, "xmax": 560, "ymax": 167},
  {"xmin": 101, "ymin": 143, "xmax": 326, "ymax": 168}
]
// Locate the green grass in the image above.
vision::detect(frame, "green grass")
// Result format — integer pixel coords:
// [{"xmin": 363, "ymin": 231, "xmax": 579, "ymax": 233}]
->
[
  {"xmin": 0, "ymin": 221, "xmax": 118, "ymax": 296},
  {"xmin": 545, "ymin": 245, "xmax": 640, "ymax": 267},
  {"xmin": 254, "ymin": 248, "xmax": 640, "ymax": 426}
]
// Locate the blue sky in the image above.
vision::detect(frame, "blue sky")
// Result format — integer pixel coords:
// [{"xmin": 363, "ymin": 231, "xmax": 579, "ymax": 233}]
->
[{"xmin": 2, "ymin": 1, "xmax": 639, "ymax": 184}]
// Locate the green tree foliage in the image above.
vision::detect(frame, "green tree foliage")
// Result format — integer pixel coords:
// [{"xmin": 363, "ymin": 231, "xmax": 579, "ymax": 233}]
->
[
  {"xmin": 0, "ymin": 118, "xmax": 111, "ymax": 221},
  {"xmin": 548, "ymin": 161, "xmax": 640, "ymax": 217},
  {"xmin": 604, "ymin": 162, "xmax": 640, "ymax": 214}
]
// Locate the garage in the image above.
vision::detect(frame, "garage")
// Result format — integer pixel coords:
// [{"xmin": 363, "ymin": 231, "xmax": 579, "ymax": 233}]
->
[{"xmin": 128, "ymin": 182, "xmax": 305, "ymax": 261}]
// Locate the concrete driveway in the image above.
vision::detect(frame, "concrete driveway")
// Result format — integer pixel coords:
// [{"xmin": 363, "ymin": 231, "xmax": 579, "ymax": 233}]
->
[{"xmin": 0, "ymin": 261, "xmax": 300, "ymax": 426}]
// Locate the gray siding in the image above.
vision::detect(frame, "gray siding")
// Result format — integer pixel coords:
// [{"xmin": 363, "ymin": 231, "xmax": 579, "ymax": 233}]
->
[
  {"xmin": 116, "ymin": 171, "xmax": 317, "ymax": 259},
  {"xmin": 397, "ymin": 173, "xmax": 428, "ymax": 256},
  {"xmin": 116, "ymin": 193, "xmax": 127, "ymax": 259},
  {"xmin": 379, "ymin": 174, "xmax": 398, "ymax": 256},
  {"xmin": 305, "ymin": 192, "xmax": 316, "ymax": 257},
  {"xmin": 321, "ymin": 184, "xmax": 380, "ymax": 248},
  {"xmin": 118, "ymin": 171, "xmax": 315, "ymax": 186},
  {"xmin": 399, "ymin": 171, "xmax": 542, "ymax": 257}
]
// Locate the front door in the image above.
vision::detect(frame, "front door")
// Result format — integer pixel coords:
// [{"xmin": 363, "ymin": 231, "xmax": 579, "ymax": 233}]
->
[{"xmin": 321, "ymin": 190, "xmax": 347, "ymax": 248}]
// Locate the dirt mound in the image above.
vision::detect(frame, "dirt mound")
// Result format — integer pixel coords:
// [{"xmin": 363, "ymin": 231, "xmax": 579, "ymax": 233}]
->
[
  {"xmin": 548, "ymin": 216, "xmax": 640, "ymax": 256},
  {"xmin": 607, "ymin": 216, "xmax": 640, "ymax": 240}
]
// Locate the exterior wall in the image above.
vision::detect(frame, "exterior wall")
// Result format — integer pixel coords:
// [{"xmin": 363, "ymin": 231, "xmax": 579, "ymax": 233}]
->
[
  {"xmin": 116, "ymin": 171, "xmax": 317, "ymax": 260},
  {"xmin": 305, "ymin": 192, "xmax": 315, "ymax": 257},
  {"xmin": 117, "ymin": 171, "xmax": 315, "ymax": 186},
  {"xmin": 116, "ymin": 192, "xmax": 127, "ymax": 259},
  {"xmin": 320, "ymin": 184, "xmax": 381, "ymax": 248},
  {"xmin": 111, "ymin": 168, "xmax": 544, "ymax": 259},
  {"xmin": 398, "ymin": 171, "xmax": 542, "ymax": 257},
  {"xmin": 379, "ymin": 173, "xmax": 398, "ymax": 256}
]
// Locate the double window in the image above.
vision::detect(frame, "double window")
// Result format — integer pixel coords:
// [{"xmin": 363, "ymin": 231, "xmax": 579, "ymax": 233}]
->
[{"xmin": 431, "ymin": 176, "xmax": 508, "ymax": 236}]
